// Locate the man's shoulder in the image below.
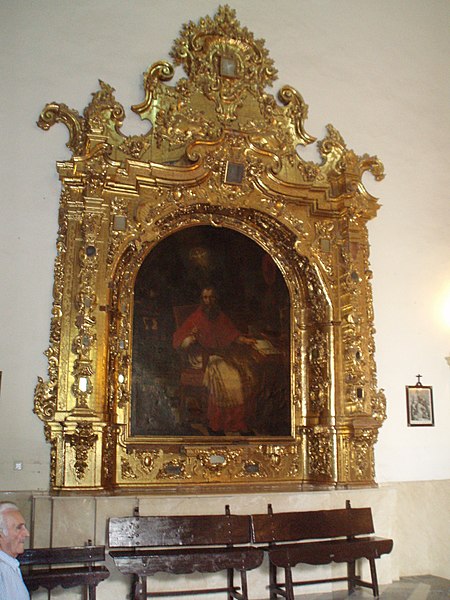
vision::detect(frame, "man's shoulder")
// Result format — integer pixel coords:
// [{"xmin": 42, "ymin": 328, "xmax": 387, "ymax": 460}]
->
[{"xmin": 0, "ymin": 550, "xmax": 19, "ymax": 568}]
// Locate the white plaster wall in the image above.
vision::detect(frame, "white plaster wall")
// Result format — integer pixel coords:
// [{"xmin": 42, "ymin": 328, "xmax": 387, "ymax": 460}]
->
[{"xmin": 0, "ymin": 0, "xmax": 449, "ymax": 491}]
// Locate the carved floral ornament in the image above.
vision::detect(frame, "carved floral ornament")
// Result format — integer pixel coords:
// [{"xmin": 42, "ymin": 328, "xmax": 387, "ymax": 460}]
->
[{"xmin": 34, "ymin": 5, "xmax": 386, "ymax": 492}]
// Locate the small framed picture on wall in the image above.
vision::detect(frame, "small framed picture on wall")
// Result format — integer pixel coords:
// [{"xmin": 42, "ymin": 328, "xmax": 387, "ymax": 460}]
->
[{"xmin": 406, "ymin": 384, "xmax": 434, "ymax": 426}]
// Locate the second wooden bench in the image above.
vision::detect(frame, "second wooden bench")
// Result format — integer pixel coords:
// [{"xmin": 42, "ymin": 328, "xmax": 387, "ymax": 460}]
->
[
  {"xmin": 108, "ymin": 506, "xmax": 264, "ymax": 600},
  {"xmin": 252, "ymin": 500, "xmax": 393, "ymax": 599}
]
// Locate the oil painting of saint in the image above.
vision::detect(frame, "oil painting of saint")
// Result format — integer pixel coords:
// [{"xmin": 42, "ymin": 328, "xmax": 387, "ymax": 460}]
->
[{"xmin": 131, "ymin": 226, "xmax": 291, "ymax": 438}]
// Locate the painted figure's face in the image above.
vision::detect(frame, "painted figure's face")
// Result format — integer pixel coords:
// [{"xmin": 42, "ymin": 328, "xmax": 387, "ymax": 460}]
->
[
  {"xmin": 201, "ymin": 288, "xmax": 219, "ymax": 319},
  {"xmin": 201, "ymin": 288, "xmax": 217, "ymax": 307},
  {"xmin": 0, "ymin": 510, "xmax": 29, "ymax": 557}
]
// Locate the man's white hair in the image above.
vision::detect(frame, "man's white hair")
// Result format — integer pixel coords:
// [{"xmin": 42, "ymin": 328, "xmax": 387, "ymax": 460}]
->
[{"xmin": 0, "ymin": 502, "xmax": 20, "ymax": 535}]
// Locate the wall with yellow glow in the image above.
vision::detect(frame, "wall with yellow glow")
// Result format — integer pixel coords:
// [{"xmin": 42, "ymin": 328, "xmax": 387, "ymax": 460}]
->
[{"xmin": 0, "ymin": 0, "xmax": 449, "ymax": 490}]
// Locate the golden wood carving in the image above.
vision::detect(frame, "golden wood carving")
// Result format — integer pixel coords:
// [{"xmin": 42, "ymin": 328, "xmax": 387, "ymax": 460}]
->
[{"xmin": 35, "ymin": 5, "xmax": 386, "ymax": 492}]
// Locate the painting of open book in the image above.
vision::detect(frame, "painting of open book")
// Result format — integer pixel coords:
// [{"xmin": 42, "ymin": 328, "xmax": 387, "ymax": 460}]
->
[{"xmin": 131, "ymin": 225, "xmax": 291, "ymax": 438}]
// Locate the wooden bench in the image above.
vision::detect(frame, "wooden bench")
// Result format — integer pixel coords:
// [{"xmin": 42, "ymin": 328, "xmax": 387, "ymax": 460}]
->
[
  {"xmin": 19, "ymin": 542, "xmax": 110, "ymax": 599},
  {"xmin": 251, "ymin": 501, "xmax": 393, "ymax": 599},
  {"xmin": 108, "ymin": 506, "xmax": 264, "ymax": 600}
]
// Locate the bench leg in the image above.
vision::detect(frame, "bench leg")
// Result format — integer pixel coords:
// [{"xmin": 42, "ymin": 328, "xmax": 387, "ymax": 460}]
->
[
  {"xmin": 269, "ymin": 561, "xmax": 278, "ymax": 600},
  {"xmin": 132, "ymin": 574, "xmax": 147, "ymax": 600},
  {"xmin": 284, "ymin": 567, "xmax": 295, "ymax": 600},
  {"xmin": 131, "ymin": 574, "xmax": 138, "ymax": 600},
  {"xmin": 227, "ymin": 567, "xmax": 234, "ymax": 600},
  {"xmin": 347, "ymin": 560, "xmax": 356, "ymax": 594},
  {"xmin": 239, "ymin": 570, "xmax": 249, "ymax": 600},
  {"xmin": 369, "ymin": 558, "xmax": 380, "ymax": 597}
]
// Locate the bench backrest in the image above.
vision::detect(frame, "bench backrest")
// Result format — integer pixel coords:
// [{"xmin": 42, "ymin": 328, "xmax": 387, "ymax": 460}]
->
[
  {"xmin": 251, "ymin": 507, "xmax": 375, "ymax": 544},
  {"xmin": 109, "ymin": 514, "xmax": 253, "ymax": 548},
  {"xmin": 19, "ymin": 545, "xmax": 106, "ymax": 566}
]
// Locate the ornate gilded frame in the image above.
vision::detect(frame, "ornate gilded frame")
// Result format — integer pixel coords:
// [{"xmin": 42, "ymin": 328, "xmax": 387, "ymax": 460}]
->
[{"xmin": 35, "ymin": 6, "xmax": 386, "ymax": 492}]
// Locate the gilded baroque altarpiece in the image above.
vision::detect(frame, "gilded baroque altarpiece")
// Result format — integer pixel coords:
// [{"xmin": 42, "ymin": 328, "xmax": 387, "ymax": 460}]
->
[{"xmin": 34, "ymin": 6, "xmax": 386, "ymax": 492}]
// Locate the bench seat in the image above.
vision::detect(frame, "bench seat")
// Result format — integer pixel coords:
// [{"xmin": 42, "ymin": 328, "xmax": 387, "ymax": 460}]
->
[
  {"xmin": 111, "ymin": 546, "xmax": 264, "ymax": 576},
  {"xmin": 19, "ymin": 544, "xmax": 110, "ymax": 599},
  {"xmin": 269, "ymin": 535, "xmax": 393, "ymax": 567}
]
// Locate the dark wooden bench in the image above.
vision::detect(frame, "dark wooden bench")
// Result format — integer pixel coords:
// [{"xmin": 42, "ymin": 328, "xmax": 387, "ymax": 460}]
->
[
  {"xmin": 108, "ymin": 506, "xmax": 264, "ymax": 600},
  {"xmin": 251, "ymin": 501, "xmax": 393, "ymax": 599},
  {"xmin": 19, "ymin": 541, "xmax": 110, "ymax": 599}
]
